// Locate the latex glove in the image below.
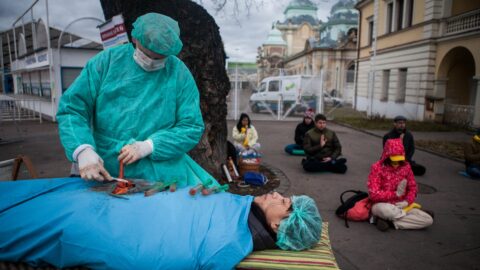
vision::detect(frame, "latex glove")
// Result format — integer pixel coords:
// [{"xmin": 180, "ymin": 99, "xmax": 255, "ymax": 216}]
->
[
  {"xmin": 78, "ymin": 147, "xmax": 112, "ymax": 181},
  {"xmin": 395, "ymin": 200, "xmax": 408, "ymax": 209},
  {"xmin": 118, "ymin": 140, "xmax": 153, "ymax": 165},
  {"xmin": 396, "ymin": 179, "xmax": 407, "ymax": 197}
]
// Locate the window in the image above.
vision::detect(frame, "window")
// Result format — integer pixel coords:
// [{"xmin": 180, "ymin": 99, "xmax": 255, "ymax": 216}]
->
[
  {"xmin": 386, "ymin": 2, "xmax": 394, "ymax": 34},
  {"xmin": 268, "ymin": 80, "xmax": 279, "ymax": 92},
  {"xmin": 405, "ymin": 0, "xmax": 414, "ymax": 28},
  {"xmin": 381, "ymin": 70, "xmax": 390, "ymax": 101},
  {"xmin": 346, "ymin": 64, "xmax": 355, "ymax": 83},
  {"xmin": 258, "ymin": 83, "xmax": 266, "ymax": 92},
  {"xmin": 368, "ymin": 19, "xmax": 374, "ymax": 45},
  {"xmin": 61, "ymin": 68, "xmax": 82, "ymax": 92},
  {"xmin": 396, "ymin": 0, "xmax": 404, "ymax": 31},
  {"xmin": 396, "ymin": 68, "xmax": 407, "ymax": 102}
]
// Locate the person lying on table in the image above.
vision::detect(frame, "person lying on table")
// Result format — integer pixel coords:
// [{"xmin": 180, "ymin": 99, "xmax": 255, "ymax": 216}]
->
[{"xmin": 0, "ymin": 178, "xmax": 322, "ymax": 269}]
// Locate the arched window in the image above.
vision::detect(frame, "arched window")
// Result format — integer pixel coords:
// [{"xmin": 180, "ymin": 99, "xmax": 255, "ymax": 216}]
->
[
  {"xmin": 36, "ymin": 19, "xmax": 48, "ymax": 49},
  {"xmin": 18, "ymin": 33, "xmax": 27, "ymax": 57}
]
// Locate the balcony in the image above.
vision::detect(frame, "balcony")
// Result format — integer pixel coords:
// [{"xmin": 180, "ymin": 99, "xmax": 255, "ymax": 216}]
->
[{"xmin": 444, "ymin": 9, "xmax": 480, "ymax": 36}]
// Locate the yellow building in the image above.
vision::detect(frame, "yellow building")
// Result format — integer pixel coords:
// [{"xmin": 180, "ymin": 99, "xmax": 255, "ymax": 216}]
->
[{"xmin": 355, "ymin": 0, "xmax": 480, "ymax": 127}]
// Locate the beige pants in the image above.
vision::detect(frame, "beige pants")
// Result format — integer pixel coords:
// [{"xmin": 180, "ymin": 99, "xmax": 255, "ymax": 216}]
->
[{"xmin": 372, "ymin": 203, "xmax": 433, "ymax": 230}]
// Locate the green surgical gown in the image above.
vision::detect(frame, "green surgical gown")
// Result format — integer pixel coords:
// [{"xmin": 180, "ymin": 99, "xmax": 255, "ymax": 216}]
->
[{"xmin": 57, "ymin": 43, "xmax": 218, "ymax": 188}]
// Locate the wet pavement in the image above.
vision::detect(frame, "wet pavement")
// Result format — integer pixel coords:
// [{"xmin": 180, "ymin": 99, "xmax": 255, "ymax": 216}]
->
[{"xmin": 1, "ymin": 119, "xmax": 479, "ymax": 269}]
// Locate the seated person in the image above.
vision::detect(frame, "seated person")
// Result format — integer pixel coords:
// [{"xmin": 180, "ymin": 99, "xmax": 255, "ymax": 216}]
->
[
  {"xmin": 0, "ymin": 178, "xmax": 322, "ymax": 269},
  {"xmin": 232, "ymin": 113, "xmax": 261, "ymax": 156},
  {"xmin": 464, "ymin": 129, "xmax": 480, "ymax": 179},
  {"xmin": 302, "ymin": 114, "xmax": 347, "ymax": 174},
  {"xmin": 383, "ymin": 115, "xmax": 426, "ymax": 176},
  {"xmin": 368, "ymin": 138, "xmax": 434, "ymax": 231},
  {"xmin": 285, "ymin": 108, "xmax": 315, "ymax": 155}
]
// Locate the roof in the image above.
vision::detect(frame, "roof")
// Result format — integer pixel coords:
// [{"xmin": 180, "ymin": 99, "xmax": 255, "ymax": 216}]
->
[
  {"xmin": 1, "ymin": 22, "xmax": 102, "ymax": 67},
  {"xmin": 263, "ymin": 27, "xmax": 287, "ymax": 46}
]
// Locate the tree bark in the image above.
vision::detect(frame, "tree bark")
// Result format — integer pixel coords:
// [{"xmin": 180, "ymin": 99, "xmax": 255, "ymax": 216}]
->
[{"xmin": 99, "ymin": 0, "xmax": 230, "ymax": 179}]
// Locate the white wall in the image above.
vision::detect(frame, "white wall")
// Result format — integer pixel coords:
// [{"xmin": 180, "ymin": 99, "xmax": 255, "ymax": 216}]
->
[{"xmin": 60, "ymin": 48, "xmax": 100, "ymax": 67}]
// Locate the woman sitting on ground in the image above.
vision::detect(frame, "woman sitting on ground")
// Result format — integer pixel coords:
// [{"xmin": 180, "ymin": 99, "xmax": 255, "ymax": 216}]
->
[
  {"xmin": 232, "ymin": 113, "xmax": 261, "ymax": 156},
  {"xmin": 284, "ymin": 108, "xmax": 315, "ymax": 155},
  {"xmin": 368, "ymin": 138, "xmax": 433, "ymax": 231}
]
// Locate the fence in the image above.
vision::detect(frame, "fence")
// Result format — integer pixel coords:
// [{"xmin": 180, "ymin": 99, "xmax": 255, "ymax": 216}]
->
[
  {"xmin": 227, "ymin": 69, "xmax": 353, "ymax": 121},
  {"xmin": 0, "ymin": 96, "xmax": 43, "ymax": 122}
]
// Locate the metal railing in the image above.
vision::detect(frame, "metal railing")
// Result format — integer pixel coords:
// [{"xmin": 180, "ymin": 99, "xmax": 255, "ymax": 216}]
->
[
  {"xmin": 445, "ymin": 9, "xmax": 480, "ymax": 36},
  {"xmin": 0, "ymin": 96, "xmax": 43, "ymax": 122},
  {"xmin": 444, "ymin": 103, "xmax": 474, "ymax": 127}
]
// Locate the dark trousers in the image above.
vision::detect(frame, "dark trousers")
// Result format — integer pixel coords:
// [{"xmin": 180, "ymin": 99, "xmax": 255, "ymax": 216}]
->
[
  {"xmin": 466, "ymin": 164, "xmax": 480, "ymax": 179},
  {"xmin": 302, "ymin": 158, "xmax": 347, "ymax": 174},
  {"xmin": 410, "ymin": 161, "xmax": 426, "ymax": 176}
]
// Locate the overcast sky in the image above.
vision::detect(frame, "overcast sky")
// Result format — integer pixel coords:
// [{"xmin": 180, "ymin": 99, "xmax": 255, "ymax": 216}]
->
[{"xmin": 0, "ymin": 0, "xmax": 336, "ymax": 62}]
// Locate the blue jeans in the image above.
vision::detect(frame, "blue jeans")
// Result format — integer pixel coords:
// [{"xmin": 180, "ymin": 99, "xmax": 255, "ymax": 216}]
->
[{"xmin": 466, "ymin": 165, "xmax": 480, "ymax": 179}]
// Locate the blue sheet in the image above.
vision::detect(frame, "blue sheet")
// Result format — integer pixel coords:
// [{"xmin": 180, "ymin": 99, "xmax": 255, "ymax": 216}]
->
[{"xmin": 0, "ymin": 178, "xmax": 254, "ymax": 269}]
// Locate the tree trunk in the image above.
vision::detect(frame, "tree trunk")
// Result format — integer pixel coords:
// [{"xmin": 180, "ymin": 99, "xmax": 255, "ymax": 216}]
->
[{"xmin": 99, "ymin": 0, "xmax": 230, "ymax": 179}]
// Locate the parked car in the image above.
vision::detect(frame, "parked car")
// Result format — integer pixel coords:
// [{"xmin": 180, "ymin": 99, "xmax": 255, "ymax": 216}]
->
[{"xmin": 323, "ymin": 93, "xmax": 344, "ymax": 106}]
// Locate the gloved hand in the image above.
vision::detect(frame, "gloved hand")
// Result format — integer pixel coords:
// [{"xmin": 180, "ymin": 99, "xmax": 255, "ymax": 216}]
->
[
  {"xmin": 78, "ymin": 147, "xmax": 112, "ymax": 181},
  {"xmin": 395, "ymin": 200, "xmax": 409, "ymax": 209},
  {"xmin": 396, "ymin": 179, "xmax": 407, "ymax": 197},
  {"xmin": 118, "ymin": 139, "xmax": 153, "ymax": 165}
]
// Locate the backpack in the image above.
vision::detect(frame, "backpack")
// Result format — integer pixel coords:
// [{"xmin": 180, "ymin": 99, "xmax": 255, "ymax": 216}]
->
[
  {"xmin": 243, "ymin": 172, "xmax": 268, "ymax": 186},
  {"xmin": 335, "ymin": 190, "xmax": 371, "ymax": 228}
]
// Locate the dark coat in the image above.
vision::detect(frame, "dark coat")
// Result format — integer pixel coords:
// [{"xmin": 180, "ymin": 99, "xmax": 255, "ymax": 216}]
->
[
  {"xmin": 383, "ymin": 128, "xmax": 415, "ymax": 162},
  {"xmin": 294, "ymin": 121, "xmax": 315, "ymax": 146},
  {"xmin": 303, "ymin": 127, "xmax": 342, "ymax": 160}
]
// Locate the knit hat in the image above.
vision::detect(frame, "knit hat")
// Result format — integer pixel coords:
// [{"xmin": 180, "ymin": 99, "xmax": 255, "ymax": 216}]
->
[{"xmin": 304, "ymin": 109, "xmax": 315, "ymax": 120}]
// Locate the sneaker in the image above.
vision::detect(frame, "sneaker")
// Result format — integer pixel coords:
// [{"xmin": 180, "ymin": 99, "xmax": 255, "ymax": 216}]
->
[{"xmin": 376, "ymin": 218, "xmax": 390, "ymax": 232}]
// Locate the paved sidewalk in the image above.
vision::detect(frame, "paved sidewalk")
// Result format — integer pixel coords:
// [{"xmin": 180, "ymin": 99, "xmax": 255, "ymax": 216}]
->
[
  {"xmin": 1, "ymin": 120, "xmax": 479, "ymax": 269},
  {"xmin": 228, "ymin": 120, "xmax": 479, "ymax": 270}
]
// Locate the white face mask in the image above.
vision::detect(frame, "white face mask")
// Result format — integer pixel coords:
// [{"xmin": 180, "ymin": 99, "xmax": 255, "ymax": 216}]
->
[{"xmin": 133, "ymin": 47, "xmax": 166, "ymax": 71}]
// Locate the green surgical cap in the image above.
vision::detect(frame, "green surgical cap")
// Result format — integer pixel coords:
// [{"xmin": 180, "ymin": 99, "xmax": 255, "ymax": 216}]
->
[
  {"xmin": 131, "ymin": 13, "xmax": 183, "ymax": 56},
  {"xmin": 276, "ymin": 195, "xmax": 322, "ymax": 251}
]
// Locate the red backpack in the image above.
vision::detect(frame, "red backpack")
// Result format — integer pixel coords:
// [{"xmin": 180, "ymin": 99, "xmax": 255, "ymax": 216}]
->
[{"xmin": 335, "ymin": 190, "xmax": 372, "ymax": 228}]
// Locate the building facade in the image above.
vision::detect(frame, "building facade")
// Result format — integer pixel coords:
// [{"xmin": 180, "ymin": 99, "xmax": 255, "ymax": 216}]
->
[
  {"xmin": 355, "ymin": 0, "xmax": 480, "ymax": 126},
  {"xmin": 1, "ymin": 19, "xmax": 102, "ymax": 121},
  {"xmin": 282, "ymin": 0, "xmax": 359, "ymax": 103}
]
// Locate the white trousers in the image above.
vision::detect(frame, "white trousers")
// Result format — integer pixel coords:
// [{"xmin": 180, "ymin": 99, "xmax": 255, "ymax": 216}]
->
[{"xmin": 372, "ymin": 203, "xmax": 433, "ymax": 230}]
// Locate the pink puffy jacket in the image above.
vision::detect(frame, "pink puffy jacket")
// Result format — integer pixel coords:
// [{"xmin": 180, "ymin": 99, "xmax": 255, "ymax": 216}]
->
[{"xmin": 367, "ymin": 138, "xmax": 417, "ymax": 205}]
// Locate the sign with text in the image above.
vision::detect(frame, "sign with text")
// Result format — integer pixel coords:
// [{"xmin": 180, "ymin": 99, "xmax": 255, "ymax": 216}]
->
[
  {"xmin": 98, "ymin": 14, "xmax": 129, "ymax": 49},
  {"xmin": 11, "ymin": 50, "xmax": 49, "ymax": 72}
]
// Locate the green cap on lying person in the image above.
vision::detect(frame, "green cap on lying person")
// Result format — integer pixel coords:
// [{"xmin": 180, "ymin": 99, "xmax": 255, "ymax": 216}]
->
[
  {"xmin": 277, "ymin": 195, "xmax": 322, "ymax": 251},
  {"xmin": 132, "ymin": 13, "xmax": 183, "ymax": 56},
  {"xmin": 255, "ymin": 193, "xmax": 322, "ymax": 250}
]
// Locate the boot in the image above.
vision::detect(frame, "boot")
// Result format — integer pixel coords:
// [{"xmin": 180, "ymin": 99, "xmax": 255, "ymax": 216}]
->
[{"xmin": 376, "ymin": 218, "xmax": 390, "ymax": 232}]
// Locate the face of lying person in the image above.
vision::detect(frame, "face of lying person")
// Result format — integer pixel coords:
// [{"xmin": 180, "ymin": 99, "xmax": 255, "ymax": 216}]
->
[{"xmin": 254, "ymin": 192, "xmax": 292, "ymax": 232}]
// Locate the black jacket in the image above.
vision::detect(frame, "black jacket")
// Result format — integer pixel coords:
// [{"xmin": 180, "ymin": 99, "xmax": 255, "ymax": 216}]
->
[
  {"xmin": 248, "ymin": 203, "xmax": 277, "ymax": 251},
  {"xmin": 383, "ymin": 128, "xmax": 415, "ymax": 162},
  {"xmin": 294, "ymin": 122, "xmax": 315, "ymax": 146}
]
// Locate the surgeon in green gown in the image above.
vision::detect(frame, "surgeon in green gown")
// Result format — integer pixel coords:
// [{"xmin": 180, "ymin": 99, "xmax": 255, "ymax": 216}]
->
[{"xmin": 57, "ymin": 13, "xmax": 218, "ymax": 188}]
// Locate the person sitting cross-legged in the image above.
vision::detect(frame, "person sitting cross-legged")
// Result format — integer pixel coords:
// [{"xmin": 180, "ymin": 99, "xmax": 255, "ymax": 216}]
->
[
  {"xmin": 368, "ymin": 138, "xmax": 433, "ymax": 232},
  {"xmin": 464, "ymin": 128, "xmax": 480, "ymax": 179},
  {"xmin": 284, "ymin": 108, "xmax": 315, "ymax": 155},
  {"xmin": 302, "ymin": 114, "xmax": 347, "ymax": 174},
  {"xmin": 383, "ymin": 115, "xmax": 426, "ymax": 176}
]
